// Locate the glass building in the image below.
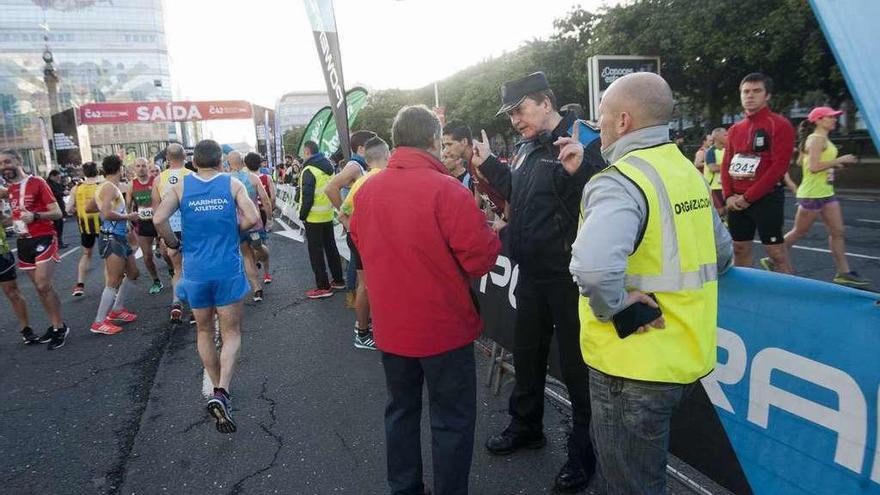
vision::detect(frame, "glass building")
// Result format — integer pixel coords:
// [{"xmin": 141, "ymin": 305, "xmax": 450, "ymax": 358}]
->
[{"xmin": 0, "ymin": 0, "xmax": 172, "ymax": 173}]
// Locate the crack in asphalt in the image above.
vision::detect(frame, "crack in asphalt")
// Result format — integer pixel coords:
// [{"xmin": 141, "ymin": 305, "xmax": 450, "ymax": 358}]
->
[
  {"xmin": 230, "ymin": 379, "xmax": 283, "ymax": 495},
  {"xmin": 181, "ymin": 416, "xmax": 210, "ymax": 434},
  {"xmin": 271, "ymin": 299, "xmax": 304, "ymax": 318},
  {"xmin": 103, "ymin": 327, "xmax": 178, "ymax": 495},
  {"xmin": 37, "ymin": 358, "xmax": 142, "ymax": 395}
]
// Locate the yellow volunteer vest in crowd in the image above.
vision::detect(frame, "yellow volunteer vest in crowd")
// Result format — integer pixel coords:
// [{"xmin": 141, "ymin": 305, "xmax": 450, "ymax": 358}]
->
[
  {"xmin": 797, "ymin": 133, "xmax": 836, "ymax": 199},
  {"xmin": 702, "ymin": 148, "xmax": 724, "ymax": 190},
  {"xmin": 75, "ymin": 181, "xmax": 101, "ymax": 234},
  {"xmin": 579, "ymin": 144, "xmax": 718, "ymax": 384},
  {"xmin": 341, "ymin": 168, "xmax": 381, "ymax": 217},
  {"xmin": 299, "ymin": 164, "xmax": 334, "ymax": 223}
]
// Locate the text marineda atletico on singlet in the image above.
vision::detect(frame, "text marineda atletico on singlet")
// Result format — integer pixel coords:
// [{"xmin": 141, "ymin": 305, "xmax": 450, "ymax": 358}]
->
[{"xmin": 188, "ymin": 198, "xmax": 229, "ymax": 212}]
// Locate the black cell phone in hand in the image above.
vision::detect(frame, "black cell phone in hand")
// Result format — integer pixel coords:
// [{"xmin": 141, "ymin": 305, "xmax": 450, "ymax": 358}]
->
[{"xmin": 612, "ymin": 293, "xmax": 662, "ymax": 339}]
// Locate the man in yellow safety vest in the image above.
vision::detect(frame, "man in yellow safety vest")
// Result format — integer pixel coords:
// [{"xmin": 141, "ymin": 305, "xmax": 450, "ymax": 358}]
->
[{"xmin": 567, "ymin": 72, "xmax": 733, "ymax": 495}]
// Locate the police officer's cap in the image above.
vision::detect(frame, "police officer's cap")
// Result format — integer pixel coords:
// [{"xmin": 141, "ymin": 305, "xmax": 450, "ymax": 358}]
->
[{"xmin": 496, "ymin": 72, "xmax": 550, "ymax": 116}]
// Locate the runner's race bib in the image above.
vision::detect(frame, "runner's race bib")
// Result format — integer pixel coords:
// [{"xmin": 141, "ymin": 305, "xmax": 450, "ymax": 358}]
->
[
  {"xmin": 138, "ymin": 206, "xmax": 154, "ymax": 220},
  {"xmin": 729, "ymin": 154, "xmax": 761, "ymax": 179}
]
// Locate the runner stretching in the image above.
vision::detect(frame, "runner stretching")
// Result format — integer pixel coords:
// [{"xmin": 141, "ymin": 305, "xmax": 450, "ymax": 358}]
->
[{"xmin": 153, "ymin": 139, "xmax": 260, "ymax": 434}]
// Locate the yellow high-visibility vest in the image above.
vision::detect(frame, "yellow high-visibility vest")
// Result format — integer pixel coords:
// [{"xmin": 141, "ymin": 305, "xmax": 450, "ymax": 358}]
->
[
  {"xmin": 299, "ymin": 165, "xmax": 334, "ymax": 223},
  {"xmin": 75, "ymin": 181, "xmax": 101, "ymax": 234},
  {"xmin": 579, "ymin": 143, "xmax": 718, "ymax": 384}
]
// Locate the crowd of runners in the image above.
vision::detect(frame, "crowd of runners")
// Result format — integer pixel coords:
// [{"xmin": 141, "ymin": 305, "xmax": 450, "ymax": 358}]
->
[{"xmin": 0, "ymin": 67, "xmax": 874, "ymax": 495}]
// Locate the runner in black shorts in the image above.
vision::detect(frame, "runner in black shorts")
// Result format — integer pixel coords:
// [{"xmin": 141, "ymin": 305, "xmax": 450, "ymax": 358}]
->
[
  {"xmin": 720, "ymin": 73, "xmax": 795, "ymax": 272},
  {"xmin": 67, "ymin": 161, "xmax": 102, "ymax": 296},
  {"xmin": 130, "ymin": 157, "xmax": 163, "ymax": 294},
  {"xmin": 0, "ymin": 218, "xmax": 38, "ymax": 344}
]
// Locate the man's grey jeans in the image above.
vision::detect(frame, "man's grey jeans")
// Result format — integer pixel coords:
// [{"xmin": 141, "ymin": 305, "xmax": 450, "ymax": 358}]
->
[{"xmin": 589, "ymin": 368, "xmax": 693, "ymax": 495}]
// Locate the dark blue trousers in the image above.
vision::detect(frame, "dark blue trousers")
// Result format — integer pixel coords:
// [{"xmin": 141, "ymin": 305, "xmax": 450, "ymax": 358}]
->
[{"xmin": 382, "ymin": 343, "xmax": 476, "ymax": 495}]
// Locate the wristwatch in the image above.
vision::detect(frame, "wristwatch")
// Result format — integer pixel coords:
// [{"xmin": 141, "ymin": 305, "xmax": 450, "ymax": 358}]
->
[{"xmin": 33, "ymin": 212, "xmax": 41, "ymax": 221}]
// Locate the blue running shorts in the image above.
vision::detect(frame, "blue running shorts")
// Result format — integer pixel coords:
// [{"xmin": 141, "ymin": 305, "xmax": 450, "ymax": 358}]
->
[{"xmin": 176, "ymin": 273, "xmax": 249, "ymax": 309}]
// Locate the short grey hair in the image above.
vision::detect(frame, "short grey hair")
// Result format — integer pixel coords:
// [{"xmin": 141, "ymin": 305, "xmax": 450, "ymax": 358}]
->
[
  {"xmin": 363, "ymin": 136, "xmax": 390, "ymax": 164},
  {"xmin": 391, "ymin": 105, "xmax": 440, "ymax": 150},
  {"xmin": 166, "ymin": 143, "xmax": 185, "ymax": 163}
]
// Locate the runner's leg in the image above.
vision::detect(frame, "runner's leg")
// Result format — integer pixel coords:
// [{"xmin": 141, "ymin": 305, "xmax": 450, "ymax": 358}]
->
[
  {"xmin": 77, "ymin": 247, "xmax": 92, "ymax": 285},
  {"xmin": 355, "ymin": 269, "xmax": 370, "ymax": 331},
  {"xmin": 28, "ymin": 260, "xmax": 62, "ymax": 328},
  {"xmin": 783, "ymin": 206, "xmax": 819, "ymax": 273},
  {"xmin": 215, "ymin": 301, "xmax": 243, "ymax": 391},
  {"xmin": 1, "ymin": 280, "xmax": 30, "ymax": 328},
  {"xmin": 194, "ymin": 306, "xmax": 220, "ymax": 387},
  {"xmin": 95, "ymin": 253, "xmax": 126, "ymax": 323},
  {"xmin": 137, "ymin": 234, "xmax": 159, "ymax": 282},
  {"xmin": 240, "ymin": 242, "xmax": 261, "ymax": 292},
  {"xmin": 819, "ymin": 201, "xmax": 851, "ymax": 274}
]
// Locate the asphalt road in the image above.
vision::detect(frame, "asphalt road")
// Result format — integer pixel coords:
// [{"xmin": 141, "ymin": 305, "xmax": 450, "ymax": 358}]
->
[{"xmin": 0, "ymin": 193, "xmax": 876, "ymax": 495}]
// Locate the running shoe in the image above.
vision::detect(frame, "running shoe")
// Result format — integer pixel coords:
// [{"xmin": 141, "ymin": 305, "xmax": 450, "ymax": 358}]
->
[
  {"xmin": 833, "ymin": 271, "xmax": 872, "ymax": 288},
  {"xmin": 149, "ymin": 279, "xmax": 163, "ymax": 295},
  {"xmin": 107, "ymin": 308, "xmax": 138, "ymax": 324},
  {"xmin": 189, "ymin": 313, "xmax": 197, "ymax": 325},
  {"xmin": 46, "ymin": 325, "xmax": 70, "ymax": 350},
  {"xmin": 759, "ymin": 257, "xmax": 775, "ymax": 271},
  {"xmin": 38, "ymin": 326, "xmax": 55, "ymax": 344},
  {"xmin": 354, "ymin": 330, "xmax": 377, "ymax": 351},
  {"xmin": 263, "ymin": 273, "xmax": 272, "ymax": 285},
  {"xmin": 330, "ymin": 280, "xmax": 347, "ymax": 290},
  {"xmin": 170, "ymin": 303, "xmax": 183, "ymax": 324},
  {"xmin": 253, "ymin": 289, "xmax": 264, "ymax": 302},
  {"xmin": 90, "ymin": 320, "xmax": 123, "ymax": 335},
  {"xmin": 72, "ymin": 283, "xmax": 85, "ymax": 297},
  {"xmin": 206, "ymin": 390, "xmax": 237, "ymax": 434},
  {"xmin": 20, "ymin": 327, "xmax": 39, "ymax": 345},
  {"xmin": 305, "ymin": 288, "xmax": 333, "ymax": 299}
]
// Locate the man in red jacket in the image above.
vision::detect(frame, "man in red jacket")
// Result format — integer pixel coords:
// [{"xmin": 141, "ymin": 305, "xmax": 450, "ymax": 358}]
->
[
  {"xmin": 350, "ymin": 105, "xmax": 501, "ymax": 495},
  {"xmin": 721, "ymin": 72, "xmax": 795, "ymax": 272}
]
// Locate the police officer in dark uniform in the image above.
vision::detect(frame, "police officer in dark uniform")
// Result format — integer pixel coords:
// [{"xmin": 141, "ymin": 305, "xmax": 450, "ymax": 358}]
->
[{"xmin": 474, "ymin": 72, "xmax": 605, "ymax": 493}]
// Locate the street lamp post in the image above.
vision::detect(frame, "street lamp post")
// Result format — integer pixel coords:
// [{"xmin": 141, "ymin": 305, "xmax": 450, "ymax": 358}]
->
[{"xmin": 42, "ymin": 25, "xmax": 61, "ymax": 171}]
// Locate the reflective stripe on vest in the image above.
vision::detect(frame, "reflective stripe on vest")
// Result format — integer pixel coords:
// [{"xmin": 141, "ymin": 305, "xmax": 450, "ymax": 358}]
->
[
  {"xmin": 579, "ymin": 144, "xmax": 718, "ymax": 384},
  {"xmin": 299, "ymin": 165, "xmax": 334, "ymax": 223}
]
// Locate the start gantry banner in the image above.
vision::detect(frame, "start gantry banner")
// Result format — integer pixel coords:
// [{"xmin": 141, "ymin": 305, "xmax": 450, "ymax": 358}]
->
[{"xmin": 77, "ymin": 100, "xmax": 254, "ymax": 125}]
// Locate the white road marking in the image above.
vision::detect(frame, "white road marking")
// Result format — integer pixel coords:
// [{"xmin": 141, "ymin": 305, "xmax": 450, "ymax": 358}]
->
[
  {"xmin": 857, "ymin": 219, "xmax": 880, "ymax": 225},
  {"xmin": 59, "ymin": 246, "xmax": 81, "ymax": 259},
  {"xmin": 274, "ymin": 217, "xmax": 304, "ymax": 242},
  {"xmin": 759, "ymin": 240, "xmax": 880, "ymax": 261},
  {"xmin": 134, "ymin": 247, "xmax": 143, "ymax": 260}
]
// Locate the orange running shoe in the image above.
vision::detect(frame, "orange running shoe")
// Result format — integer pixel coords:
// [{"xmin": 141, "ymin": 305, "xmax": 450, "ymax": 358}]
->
[
  {"xmin": 107, "ymin": 309, "xmax": 138, "ymax": 324},
  {"xmin": 90, "ymin": 320, "xmax": 122, "ymax": 335}
]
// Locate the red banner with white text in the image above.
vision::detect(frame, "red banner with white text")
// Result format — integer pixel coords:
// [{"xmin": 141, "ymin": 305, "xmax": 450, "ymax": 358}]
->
[{"xmin": 77, "ymin": 100, "xmax": 253, "ymax": 125}]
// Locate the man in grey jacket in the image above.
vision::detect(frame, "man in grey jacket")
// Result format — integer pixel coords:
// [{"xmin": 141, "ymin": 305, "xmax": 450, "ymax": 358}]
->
[{"xmin": 569, "ymin": 72, "xmax": 733, "ymax": 494}]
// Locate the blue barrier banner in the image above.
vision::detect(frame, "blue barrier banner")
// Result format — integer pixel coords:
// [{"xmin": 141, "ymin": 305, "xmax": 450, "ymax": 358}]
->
[
  {"xmin": 477, "ymin": 263, "xmax": 880, "ymax": 494},
  {"xmin": 705, "ymin": 268, "xmax": 880, "ymax": 494}
]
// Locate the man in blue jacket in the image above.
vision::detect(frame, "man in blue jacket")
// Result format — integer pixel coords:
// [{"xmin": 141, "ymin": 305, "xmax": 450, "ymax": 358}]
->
[{"xmin": 476, "ymin": 72, "xmax": 605, "ymax": 493}]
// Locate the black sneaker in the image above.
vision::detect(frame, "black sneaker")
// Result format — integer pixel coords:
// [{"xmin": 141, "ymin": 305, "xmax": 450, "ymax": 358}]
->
[
  {"xmin": 253, "ymin": 289, "xmax": 263, "ymax": 302},
  {"xmin": 354, "ymin": 330, "xmax": 377, "ymax": 351},
  {"xmin": 206, "ymin": 390, "xmax": 237, "ymax": 434},
  {"xmin": 553, "ymin": 458, "xmax": 589, "ymax": 493},
  {"xmin": 38, "ymin": 326, "xmax": 55, "ymax": 344},
  {"xmin": 20, "ymin": 327, "xmax": 39, "ymax": 345},
  {"xmin": 47, "ymin": 325, "xmax": 70, "ymax": 351},
  {"xmin": 485, "ymin": 426, "xmax": 546, "ymax": 455}
]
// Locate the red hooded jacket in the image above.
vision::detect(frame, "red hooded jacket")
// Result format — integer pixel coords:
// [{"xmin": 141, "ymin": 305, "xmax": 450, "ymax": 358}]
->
[{"xmin": 350, "ymin": 146, "xmax": 501, "ymax": 357}]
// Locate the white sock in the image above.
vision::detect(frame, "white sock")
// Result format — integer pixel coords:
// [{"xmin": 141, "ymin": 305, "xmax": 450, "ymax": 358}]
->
[
  {"xmin": 113, "ymin": 278, "xmax": 135, "ymax": 312},
  {"xmin": 95, "ymin": 287, "xmax": 117, "ymax": 323}
]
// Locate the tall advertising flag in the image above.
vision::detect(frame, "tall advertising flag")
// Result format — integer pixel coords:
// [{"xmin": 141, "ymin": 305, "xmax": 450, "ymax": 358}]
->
[
  {"xmin": 303, "ymin": 0, "xmax": 351, "ymax": 161},
  {"xmin": 318, "ymin": 87, "xmax": 369, "ymax": 155},
  {"xmin": 297, "ymin": 106, "xmax": 333, "ymax": 158}
]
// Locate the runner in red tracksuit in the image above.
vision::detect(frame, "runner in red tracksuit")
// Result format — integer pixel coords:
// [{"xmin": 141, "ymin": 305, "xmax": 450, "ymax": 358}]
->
[{"xmin": 721, "ymin": 73, "xmax": 795, "ymax": 272}]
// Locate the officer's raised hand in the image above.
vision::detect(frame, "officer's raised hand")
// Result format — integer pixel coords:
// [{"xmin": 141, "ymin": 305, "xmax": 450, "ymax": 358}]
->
[
  {"xmin": 554, "ymin": 123, "xmax": 584, "ymax": 175},
  {"xmin": 472, "ymin": 129, "xmax": 492, "ymax": 167}
]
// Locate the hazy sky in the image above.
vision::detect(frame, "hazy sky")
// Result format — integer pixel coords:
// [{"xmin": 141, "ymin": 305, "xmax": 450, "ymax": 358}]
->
[{"xmin": 163, "ymin": 0, "xmax": 606, "ymax": 143}]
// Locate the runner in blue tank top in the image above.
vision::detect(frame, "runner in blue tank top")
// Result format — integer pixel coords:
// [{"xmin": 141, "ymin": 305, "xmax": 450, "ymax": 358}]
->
[
  {"xmin": 153, "ymin": 140, "xmax": 260, "ymax": 434},
  {"xmin": 226, "ymin": 151, "xmax": 271, "ymax": 303}
]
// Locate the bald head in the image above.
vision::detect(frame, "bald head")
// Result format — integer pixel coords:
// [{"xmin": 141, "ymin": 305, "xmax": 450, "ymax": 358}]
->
[
  {"xmin": 603, "ymin": 72, "xmax": 673, "ymax": 128},
  {"xmin": 227, "ymin": 150, "xmax": 243, "ymax": 170}
]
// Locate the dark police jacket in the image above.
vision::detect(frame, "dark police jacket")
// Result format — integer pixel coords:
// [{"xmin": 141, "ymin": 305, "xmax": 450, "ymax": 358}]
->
[{"xmin": 480, "ymin": 111, "xmax": 604, "ymax": 280}]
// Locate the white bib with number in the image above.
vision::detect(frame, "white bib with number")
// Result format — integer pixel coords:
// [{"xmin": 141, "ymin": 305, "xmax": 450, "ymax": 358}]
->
[
  {"xmin": 138, "ymin": 206, "xmax": 154, "ymax": 220},
  {"xmin": 12, "ymin": 219, "xmax": 29, "ymax": 235},
  {"xmin": 729, "ymin": 154, "xmax": 761, "ymax": 179}
]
